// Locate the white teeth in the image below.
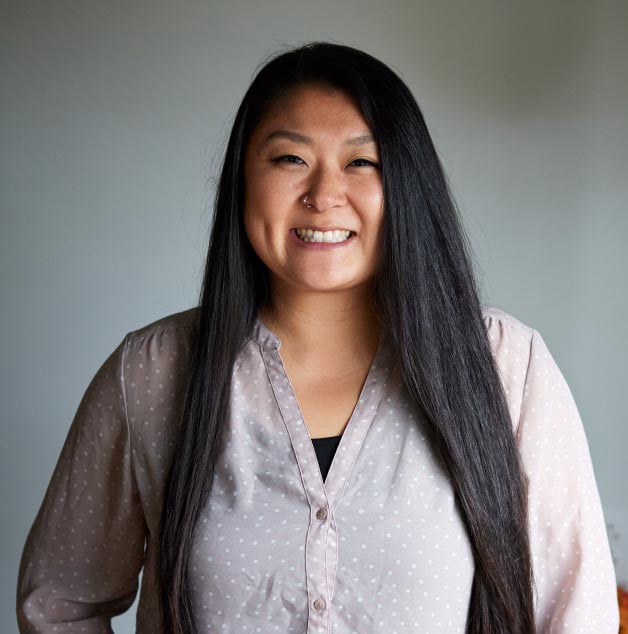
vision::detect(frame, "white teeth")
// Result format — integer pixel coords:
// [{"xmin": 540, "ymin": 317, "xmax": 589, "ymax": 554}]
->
[{"xmin": 295, "ymin": 228, "xmax": 352, "ymax": 243}]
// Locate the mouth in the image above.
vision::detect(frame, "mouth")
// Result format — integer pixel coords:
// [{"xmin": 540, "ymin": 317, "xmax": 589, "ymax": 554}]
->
[
  {"xmin": 291, "ymin": 227, "xmax": 356, "ymax": 244},
  {"xmin": 289, "ymin": 228, "xmax": 356, "ymax": 250}
]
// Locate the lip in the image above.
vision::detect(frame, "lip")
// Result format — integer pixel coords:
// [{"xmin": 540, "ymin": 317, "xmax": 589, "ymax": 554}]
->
[
  {"xmin": 291, "ymin": 226, "xmax": 355, "ymax": 233},
  {"xmin": 288, "ymin": 228, "xmax": 356, "ymax": 250}
]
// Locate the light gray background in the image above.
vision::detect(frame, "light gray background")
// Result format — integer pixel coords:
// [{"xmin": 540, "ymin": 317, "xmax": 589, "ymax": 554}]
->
[{"xmin": 2, "ymin": 1, "xmax": 626, "ymax": 631}]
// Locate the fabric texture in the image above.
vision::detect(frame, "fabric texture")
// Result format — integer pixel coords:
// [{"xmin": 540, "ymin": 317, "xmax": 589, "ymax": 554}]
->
[{"xmin": 16, "ymin": 305, "xmax": 619, "ymax": 633}]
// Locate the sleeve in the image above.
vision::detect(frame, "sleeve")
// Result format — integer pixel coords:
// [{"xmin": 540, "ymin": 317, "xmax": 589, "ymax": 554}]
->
[
  {"xmin": 515, "ymin": 328, "xmax": 619, "ymax": 633},
  {"xmin": 16, "ymin": 334, "xmax": 147, "ymax": 633}
]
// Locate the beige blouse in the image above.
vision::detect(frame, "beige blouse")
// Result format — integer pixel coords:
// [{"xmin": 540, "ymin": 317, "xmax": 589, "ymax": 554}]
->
[{"xmin": 16, "ymin": 305, "xmax": 619, "ymax": 633}]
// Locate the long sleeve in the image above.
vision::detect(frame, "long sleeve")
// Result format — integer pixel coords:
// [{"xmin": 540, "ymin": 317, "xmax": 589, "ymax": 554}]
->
[
  {"xmin": 516, "ymin": 328, "xmax": 619, "ymax": 633},
  {"xmin": 17, "ymin": 334, "xmax": 147, "ymax": 632}
]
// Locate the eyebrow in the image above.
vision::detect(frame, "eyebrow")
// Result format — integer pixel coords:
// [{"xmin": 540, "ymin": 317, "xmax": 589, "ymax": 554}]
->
[{"xmin": 261, "ymin": 130, "xmax": 376, "ymax": 147}]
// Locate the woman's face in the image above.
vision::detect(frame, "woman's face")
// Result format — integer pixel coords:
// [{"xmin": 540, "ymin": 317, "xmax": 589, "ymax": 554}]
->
[{"xmin": 243, "ymin": 83, "xmax": 384, "ymax": 296}]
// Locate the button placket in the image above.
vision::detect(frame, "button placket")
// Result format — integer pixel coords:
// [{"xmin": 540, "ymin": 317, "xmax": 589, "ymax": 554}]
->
[{"xmin": 256, "ymin": 316, "xmax": 396, "ymax": 634}]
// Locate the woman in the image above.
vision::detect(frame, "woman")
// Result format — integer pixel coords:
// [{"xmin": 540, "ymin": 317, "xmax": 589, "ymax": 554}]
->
[{"xmin": 17, "ymin": 42, "xmax": 618, "ymax": 633}]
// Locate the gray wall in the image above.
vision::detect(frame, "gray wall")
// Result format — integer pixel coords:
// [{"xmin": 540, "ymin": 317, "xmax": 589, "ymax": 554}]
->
[{"xmin": 2, "ymin": 1, "xmax": 626, "ymax": 631}]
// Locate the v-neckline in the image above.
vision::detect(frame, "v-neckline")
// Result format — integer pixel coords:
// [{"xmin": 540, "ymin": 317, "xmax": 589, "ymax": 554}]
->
[{"xmin": 253, "ymin": 314, "xmax": 396, "ymax": 511}]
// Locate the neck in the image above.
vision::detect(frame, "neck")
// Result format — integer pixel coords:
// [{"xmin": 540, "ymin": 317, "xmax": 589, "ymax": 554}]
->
[{"xmin": 258, "ymin": 284, "xmax": 381, "ymax": 380}]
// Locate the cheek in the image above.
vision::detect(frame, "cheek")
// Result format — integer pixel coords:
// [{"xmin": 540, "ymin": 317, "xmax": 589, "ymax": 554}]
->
[
  {"xmin": 243, "ymin": 211, "xmax": 269, "ymax": 259},
  {"xmin": 357, "ymin": 180, "xmax": 384, "ymax": 227},
  {"xmin": 245, "ymin": 170, "xmax": 290, "ymax": 223},
  {"xmin": 243, "ymin": 199, "xmax": 282, "ymax": 263},
  {"xmin": 368, "ymin": 179, "xmax": 384, "ymax": 206},
  {"xmin": 244, "ymin": 172, "xmax": 271, "ymax": 245},
  {"xmin": 352, "ymin": 171, "xmax": 383, "ymax": 202}
]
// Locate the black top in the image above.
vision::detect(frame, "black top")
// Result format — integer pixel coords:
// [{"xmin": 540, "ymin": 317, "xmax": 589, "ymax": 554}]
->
[{"xmin": 311, "ymin": 433, "xmax": 343, "ymax": 482}]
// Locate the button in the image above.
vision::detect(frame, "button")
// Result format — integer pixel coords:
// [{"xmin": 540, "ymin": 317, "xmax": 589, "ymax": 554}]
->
[
  {"xmin": 316, "ymin": 507, "xmax": 327, "ymax": 521},
  {"xmin": 313, "ymin": 597, "xmax": 326, "ymax": 611}
]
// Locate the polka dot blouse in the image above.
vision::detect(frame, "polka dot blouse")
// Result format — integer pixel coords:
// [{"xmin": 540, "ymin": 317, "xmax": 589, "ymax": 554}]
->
[{"xmin": 16, "ymin": 305, "xmax": 619, "ymax": 632}]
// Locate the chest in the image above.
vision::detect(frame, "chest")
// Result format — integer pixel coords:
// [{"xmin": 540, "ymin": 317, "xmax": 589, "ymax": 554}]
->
[
  {"xmin": 288, "ymin": 371, "xmax": 369, "ymax": 439},
  {"xmin": 187, "ymin": 369, "xmax": 475, "ymax": 632}
]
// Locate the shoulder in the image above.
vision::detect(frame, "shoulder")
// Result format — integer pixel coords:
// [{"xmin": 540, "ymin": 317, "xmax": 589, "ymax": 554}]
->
[
  {"xmin": 480, "ymin": 304, "xmax": 535, "ymax": 343},
  {"xmin": 120, "ymin": 307, "xmax": 199, "ymax": 419},
  {"xmin": 124, "ymin": 306, "xmax": 198, "ymax": 348},
  {"xmin": 480, "ymin": 304, "xmax": 540, "ymax": 367},
  {"xmin": 121, "ymin": 306, "xmax": 199, "ymax": 364},
  {"xmin": 479, "ymin": 305, "xmax": 537, "ymax": 428}
]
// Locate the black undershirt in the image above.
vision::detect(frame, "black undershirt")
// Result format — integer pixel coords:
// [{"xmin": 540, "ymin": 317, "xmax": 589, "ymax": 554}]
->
[{"xmin": 311, "ymin": 433, "xmax": 343, "ymax": 482}]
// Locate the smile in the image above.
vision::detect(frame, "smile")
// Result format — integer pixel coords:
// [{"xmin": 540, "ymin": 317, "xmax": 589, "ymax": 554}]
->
[
  {"xmin": 295, "ymin": 228, "xmax": 353, "ymax": 243},
  {"xmin": 289, "ymin": 228, "xmax": 356, "ymax": 250}
]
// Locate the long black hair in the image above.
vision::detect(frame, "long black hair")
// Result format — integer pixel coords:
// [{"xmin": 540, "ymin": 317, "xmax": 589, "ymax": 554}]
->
[{"xmin": 159, "ymin": 41, "xmax": 535, "ymax": 633}]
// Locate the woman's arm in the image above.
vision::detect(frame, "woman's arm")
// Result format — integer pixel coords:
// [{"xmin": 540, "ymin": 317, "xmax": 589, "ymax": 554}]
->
[
  {"xmin": 516, "ymin": 328, "xmax": 619, "ymax": 633},
  {"xmin": 16, "ymin": 334, "xmax": 147, "ymax": 632}
]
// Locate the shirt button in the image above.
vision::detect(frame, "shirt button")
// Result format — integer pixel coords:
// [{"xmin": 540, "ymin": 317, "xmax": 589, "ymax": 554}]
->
[
  {"xmin": 313, "ymin": 598, "xmax": 326, "ymax": 611},
  {"xmin": 316, "ymin": 507, "xmax": 327, "ymax": 521}
]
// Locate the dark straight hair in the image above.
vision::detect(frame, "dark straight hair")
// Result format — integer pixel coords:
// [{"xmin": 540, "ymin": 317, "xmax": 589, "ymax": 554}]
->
[{"xmin": 158, "ymin": 41, "xmax": 535, "ymax": 633}]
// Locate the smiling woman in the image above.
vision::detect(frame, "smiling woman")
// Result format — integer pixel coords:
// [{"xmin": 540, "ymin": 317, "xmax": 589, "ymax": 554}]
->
[
  {"xmin": 243, "ymin": 83, "xmax": 384, "ymax": 329},
  {"xmin": 16, "ymin": 41, "xmax": 619, "ymax": 634}
]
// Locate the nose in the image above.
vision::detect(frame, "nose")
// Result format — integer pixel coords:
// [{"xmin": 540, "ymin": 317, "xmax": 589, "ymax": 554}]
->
[{"xmin": 303, "ymin": 166, "xmax": 347, "ymax": 212}]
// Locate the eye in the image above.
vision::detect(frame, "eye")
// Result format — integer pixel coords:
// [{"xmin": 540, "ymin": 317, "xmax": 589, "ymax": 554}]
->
[
  {"xmin": 271, "ymin": 154, "xmax": 305, "ymax": 165},
  {"xmin": 270, "ymin": 155, "xmax": 380, "ymax": 169},
  {"xmin": 350, "ymin": 158, "xmax": 379, "ymax": 168}
]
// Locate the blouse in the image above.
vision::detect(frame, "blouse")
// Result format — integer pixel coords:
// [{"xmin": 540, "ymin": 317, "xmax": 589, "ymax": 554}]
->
[{"xmin": 16, "ymin": 305, "xmax": 619, "ymax": 633}]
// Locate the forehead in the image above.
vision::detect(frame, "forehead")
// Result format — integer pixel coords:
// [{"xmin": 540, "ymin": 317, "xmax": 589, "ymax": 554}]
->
[{"xmin": 251, "ymin": 84, "xmax": 370, "ymax": 138}]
